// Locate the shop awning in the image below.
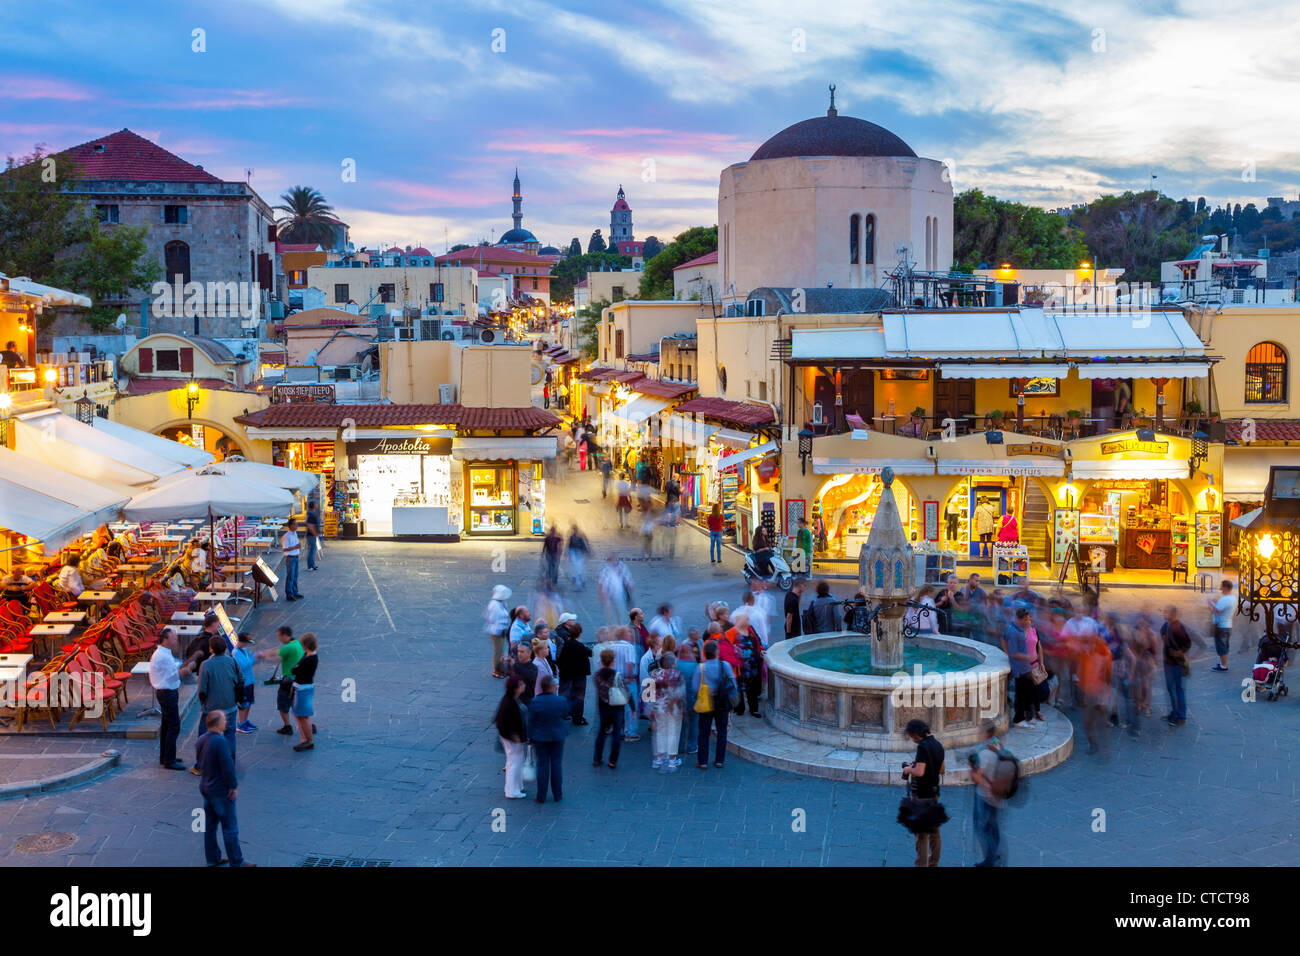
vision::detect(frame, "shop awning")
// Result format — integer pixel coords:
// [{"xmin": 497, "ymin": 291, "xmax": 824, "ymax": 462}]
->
[
  {"xmin": 717, "ymin": 440, "xmax": 778, "ymax": 471},
  {"xmin": 1070, "ymin": 460, "xmax": 1189, "ymax": 480},
  {"xmin": 451, "ymin": 437, "xmax": 558, "ymax": 461},
  {"xmin": 790, "ymin": 327, "xmax": 888, "ymax": 361},
  {"xmin": 713, "ymin": 428, "xmax": 755, "ymax": 450},
  {"xmin": 86, "ymin": 417, "xmax": 214, "ymax": 468},
  {"xmin": 12, "ymin": 414, "xmax": 179, "ymax": 488},
  {"xmin": 1224, "ymin": 449, "xmax": 1299, "ymax": 500},
  {"xmin": 937, "ymin": 458, "xmax": 1065, "ymax": 477},
  {"xmin": 610, "ymin": 395, "xmax": 671, "ymax": 426},
  {"xmin": 811, "ymin": 456, "xmax": 935, "ymax": 475},
  {"xmin": 243, "ymin": 427, "xmax": 340, "ymax": 441},
  {"xmin": 0, "ymin": 446, "xmax": 129, "ymax": 549},
  {"xmin": 938, "ymin": 363, "xmax": 1070, "ymax": 380},
  {"xmin": 1074, "ymin": 362, "xmax": 1210, "ymax": 379},
  {"xmin": 662, "ymin": 414, "xmax": 719, "ymax": 448}
]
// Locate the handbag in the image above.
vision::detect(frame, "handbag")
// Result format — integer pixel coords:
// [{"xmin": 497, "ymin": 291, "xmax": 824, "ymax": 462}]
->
[
  {"xmin": 521, "ymin": 745, "xmax": 537, "ymax": 784},
  {"xmin": 693, "ymin": 668, "xmax": 713, "ymax": 713},
  {"xmin": 715, "ymin": 662, "xmax": 740, "ymax": 711},
  {"xmin": 608, "ymin": 672, "xmax": 629, "ymax": 708}
]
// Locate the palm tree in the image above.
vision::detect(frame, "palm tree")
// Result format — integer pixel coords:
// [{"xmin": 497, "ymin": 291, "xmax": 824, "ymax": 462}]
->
[{"xmin": 274, "ymin": 186, "xmax": 338, "ymax": 246}]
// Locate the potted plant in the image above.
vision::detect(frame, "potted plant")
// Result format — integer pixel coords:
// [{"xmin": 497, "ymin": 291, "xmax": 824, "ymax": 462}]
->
[
  {"xmin": 1066, "ymin": 409, "xmax": 1082, "ymax": 420},
  {"xmin": 909, "ymin": 406, "xmax": 926, "ymax": 435}
]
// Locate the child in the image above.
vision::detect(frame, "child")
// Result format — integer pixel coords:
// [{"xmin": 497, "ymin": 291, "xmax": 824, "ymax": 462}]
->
[{"xmin": 233, "ymin": 632, "xmax": 258, "ymax": 733}]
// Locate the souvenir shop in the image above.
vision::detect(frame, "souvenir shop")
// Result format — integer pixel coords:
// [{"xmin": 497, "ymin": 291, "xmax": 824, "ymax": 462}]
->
[
  {"xmin": 1065, "ymin": 431, "xmax": 1222, "ymax": 574},
  {"xmin": 814, "ymin": 470, "xmax": 919, "ymax": 558},
  {"xmin": 341, "ymin": 435, "xmax": 459, "ymax": 538}
]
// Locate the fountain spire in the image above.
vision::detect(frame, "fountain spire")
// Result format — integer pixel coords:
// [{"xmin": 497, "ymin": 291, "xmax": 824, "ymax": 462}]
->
[{"xmin": 858, "ymin": 467, "xmax": 914, "ymax": 670}]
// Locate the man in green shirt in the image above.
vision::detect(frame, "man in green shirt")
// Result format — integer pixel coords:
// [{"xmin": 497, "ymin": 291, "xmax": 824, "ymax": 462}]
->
[
  {"xmin": 796, "ymin": 518, "xmax": 814, "ymax": 575},
  {"xmin": 256, "ymin": 626, "xmax": 303, "ymax": 735}
]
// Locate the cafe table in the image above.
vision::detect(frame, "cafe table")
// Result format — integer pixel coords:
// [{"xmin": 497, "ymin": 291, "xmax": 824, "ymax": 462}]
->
[
  {"xmin": 171, "ymin": 611, "xmax": 206, "ymax": 623},
  {"xmin": 29, "ymin": 623, "xmax": 76, "ymax": 657},
  {"xmin": 76, "ymin": 590, "xmax": 117, "ymax": 622},
  {"xmin": 43, "ymin": 611, "xmax": 86, "ymax": 625}
]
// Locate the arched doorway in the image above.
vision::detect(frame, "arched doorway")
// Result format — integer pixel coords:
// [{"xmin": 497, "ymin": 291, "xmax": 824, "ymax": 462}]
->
[{"xmin": 157, "ymin": 420, "xmax": 244, "ymax": 461}]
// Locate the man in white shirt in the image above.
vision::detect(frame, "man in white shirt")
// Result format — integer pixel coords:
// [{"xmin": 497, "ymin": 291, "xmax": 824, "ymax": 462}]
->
[
  {"xmin": 647, "ymin": 603, "xmax": 677, "ymax": 643},
  {"xmin": 744, "ymin": 585, "xmax": 774, "ymax": 648},
  {"xmin": 150, "ymin": 628, "xmax": 193, "ymax": 770},
  {"xmin": 280, "ymin": 517, "xmax": 302, "ymax": 602},
  {"xmin": 607, "ymin": 626, "xmax": 640, "ymax": 742},
  {"xmin": 508, "ymin": 606, "xmax": 534, "ymax": 651},
  {"xmin": 1207, "ymin": 579, "xmax": 1235, "ymax": 671}
]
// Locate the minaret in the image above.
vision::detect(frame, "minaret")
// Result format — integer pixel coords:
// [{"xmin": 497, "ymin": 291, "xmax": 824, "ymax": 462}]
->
[{"xmin": 511, "ymin": 168, "xmax": 523, "ymax": 233}]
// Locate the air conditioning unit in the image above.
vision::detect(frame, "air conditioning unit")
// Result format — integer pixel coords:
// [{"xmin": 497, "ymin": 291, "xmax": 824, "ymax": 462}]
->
[
  {"xmin": 438, "ymin": 383, "xmax": 457, "ymax": 404},
  {"xmin": 395, "ymin": 326, "xmax": 413, "ymax": 341}
]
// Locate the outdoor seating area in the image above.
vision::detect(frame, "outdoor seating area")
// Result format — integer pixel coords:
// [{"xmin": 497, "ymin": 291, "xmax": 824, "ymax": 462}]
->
[{"xmin": 0, "ymin": 411, "xmax": 307, "ymax": 733}]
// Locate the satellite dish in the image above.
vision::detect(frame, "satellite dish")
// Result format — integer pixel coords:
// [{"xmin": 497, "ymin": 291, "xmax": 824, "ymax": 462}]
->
[{"xmin": 114, "ymin": 313, "xmax": 127, "ymax": 330}]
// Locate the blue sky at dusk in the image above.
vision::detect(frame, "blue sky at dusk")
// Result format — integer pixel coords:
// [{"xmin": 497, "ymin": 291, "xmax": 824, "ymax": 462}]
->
[{"xmin": 3, "ymin": 0, "xmax": 1297, "ymax": 250}]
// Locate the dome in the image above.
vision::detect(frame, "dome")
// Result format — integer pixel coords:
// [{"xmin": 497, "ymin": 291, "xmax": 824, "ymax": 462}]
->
[
  {"xmin": 750, "ymin": 114, "xmax": 916, "ymax": 162},
  {"xmin": 612, "ymin": 199, "xmax": 630, "ymax": 211},
  {"xmin": 538, "ymin": 245, "xmax": 560, "ymax": 255},
  {"xmin": 498, "ymin": 228, "xmax": 537, "ymax": 244}
]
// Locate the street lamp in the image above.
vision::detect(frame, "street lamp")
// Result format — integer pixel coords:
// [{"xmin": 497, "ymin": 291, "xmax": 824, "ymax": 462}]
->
[
  {"xmin": 1237, "ymin": 466, "xmax": 1300, "ymax": 646},
  {"xmin": 186, "ymin": 380, "xmax": 199, "ymax": 419},
  {"xmin": 75, "ymin": 392, "xmax": 95, "ymax": 425},
  {"xmin": 798, "ymin": 426, "xmax": 814, "ymax": 475}
]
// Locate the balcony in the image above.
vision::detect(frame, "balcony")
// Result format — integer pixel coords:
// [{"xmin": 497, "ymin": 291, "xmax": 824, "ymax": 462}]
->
[{"xmin": 807, "ymin": 409, "xmax": 1208, "ymax": 442}]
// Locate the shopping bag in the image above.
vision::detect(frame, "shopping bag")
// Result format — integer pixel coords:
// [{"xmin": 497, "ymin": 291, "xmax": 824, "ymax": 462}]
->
[{"xmin": 521, "ymin": 746, "xmax": 537, "ymax": 784}]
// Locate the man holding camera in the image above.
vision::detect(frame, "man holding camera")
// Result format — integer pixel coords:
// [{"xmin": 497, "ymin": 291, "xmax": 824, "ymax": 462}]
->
[{"xmin": 901, "ymin": 718, "xmax": 945, "ymax": 867}]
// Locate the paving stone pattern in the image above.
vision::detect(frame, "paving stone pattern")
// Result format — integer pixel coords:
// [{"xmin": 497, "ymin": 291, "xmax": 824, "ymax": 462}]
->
[{"xmin": 0, "ymin": 469, "xmax": 1295, "ymax": 867}]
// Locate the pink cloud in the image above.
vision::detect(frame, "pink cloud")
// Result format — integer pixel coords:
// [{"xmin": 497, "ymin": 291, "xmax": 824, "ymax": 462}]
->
[
  {"xmin": 0, "ymin": 75, "xmax": 95, "ymax": 101},
  {"xmin": 374, "ymin": 179, "xmax": 504, "ymax": 207}
]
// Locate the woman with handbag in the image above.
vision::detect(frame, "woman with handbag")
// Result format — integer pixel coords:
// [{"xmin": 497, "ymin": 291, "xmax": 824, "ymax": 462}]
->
[
  {"xmin": 494, "ymin": 676, "xmax": 529, "ymax": 799},
  {"xmin": 692, "ymin": 640, "xmax": 737, "ymax": 769},
  {"xmin": 591, "ymin": 648, "xmax": 625, "ymax": 769},
  {"xmin": 1025, "ymin": 617, "xmax": 1049, "ymax": 725}
]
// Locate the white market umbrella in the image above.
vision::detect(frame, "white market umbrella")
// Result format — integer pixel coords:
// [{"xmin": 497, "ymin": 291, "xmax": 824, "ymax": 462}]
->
[
  {"xmin": 124, "ymin": 466, "xmax": 295, "ymax": 572},
  {"xmin": 87, "ymin": 417, "xmax": 214, "ymax": 469},
  {"xmin": 211, "ymin": 457, "xmax": 318, "ymax": 496}
]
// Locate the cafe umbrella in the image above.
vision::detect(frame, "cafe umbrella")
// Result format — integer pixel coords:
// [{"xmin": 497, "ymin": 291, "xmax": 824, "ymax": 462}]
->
[{"xmin": 123, "ymin": 465, "xmax": 296, "ymax": 575}]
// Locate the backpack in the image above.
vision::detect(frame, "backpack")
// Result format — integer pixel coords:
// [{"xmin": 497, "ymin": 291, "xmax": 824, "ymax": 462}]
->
[{"xmin": 992, "ymin": 750, "xmax": 1024, "ymax": 802}]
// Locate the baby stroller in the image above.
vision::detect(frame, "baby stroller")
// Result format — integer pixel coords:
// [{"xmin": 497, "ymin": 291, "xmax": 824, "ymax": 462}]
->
[{"xmin": 1253, "ymin": 634, "xmax": 1290, "ymax": 701}]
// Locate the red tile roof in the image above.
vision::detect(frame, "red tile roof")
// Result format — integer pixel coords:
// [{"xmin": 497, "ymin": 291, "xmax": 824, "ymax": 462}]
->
[
  {"xmin": 674, "ymin": 250, "xmax": 719, "ymax": 270},
  {"xmin": 61, "ymin": 129, "xmax": 223, "ymax": 183},
  {"xmin": 277, "ymin": 242, "xmax": 323, "ymax": 253},
  {"xmin": 577, "ymin": 367, "xmax": 620, "ymax": 382},
  {"xmin": 631, "ymin": 379, "xmax": 695, "ymax": 399},
  {"xmin": 124, "ymin": 377, "xmax": 236, "ymax": 396},
  {"xmin": 435, "ymin": 245, "xmax": 560, "ymax": 265},
  {"xmin": 1224, "ymin": 419, "xmax": 1300, "ymax": 443},
  {"xmin": 674, "ymin": 396, "xmax": 774, "ymax": 426},
  {"xmin": 234, "ymin": 403, "xmax": 559, "ymax": 431}
]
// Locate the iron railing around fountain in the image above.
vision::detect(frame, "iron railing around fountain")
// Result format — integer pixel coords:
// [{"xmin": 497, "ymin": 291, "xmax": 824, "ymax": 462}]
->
[{"xmin": 837, "ymin": 598, "xmax": 936, "ymax": 641}]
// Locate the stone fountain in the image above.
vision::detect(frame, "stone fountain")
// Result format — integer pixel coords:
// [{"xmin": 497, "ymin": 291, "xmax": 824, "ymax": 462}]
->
[{"xmin": 725, "ymin": 469, "xmax": 1074, "ymax": 783}]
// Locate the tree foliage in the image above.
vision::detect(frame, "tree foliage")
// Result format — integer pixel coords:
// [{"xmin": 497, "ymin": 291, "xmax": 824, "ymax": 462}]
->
[
  {"xmin": 953, "ymin": 189, "xmax": 1088, "ymax": 272},
  {"xmin": 642, "ymin": 235, "xmax": 664, "ymax": 260},
  {"xmin": 274, "ymin": 185, "xmax": 338, "ymax": 245},
  {"xmin": 547, "ymin": 251, "xmax": 631, "ymax": 305},
  {"xmin": 576, "ymin": 296, "xmax": 609, "ymax": 360},
  {"xmin": 448, "ymin": 242, "xmax": 472, "ymax": 254},
  {"xmin": 0, "ymin": 147, "xmax": 160, "ymax": 330},
  {"xmin": 587, "ymin": 229, "xmax": 606, "ymax": 254},
  {"xmin": 566, "ymin": 237, "xmax": 582, "ymax": 257},
  {"xmin": 1067, "ymin": 191, "xmax": 1197, "ymax": 283},
  {"xmin": 637, "ymin": 225, "xmax": 717, "ymax": 300}
]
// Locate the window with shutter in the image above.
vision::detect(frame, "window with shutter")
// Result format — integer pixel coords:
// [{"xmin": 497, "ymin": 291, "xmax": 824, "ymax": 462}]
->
[
  {"xmin": 180, "ymin": 348, "xmax": 194, "ymax": 373},
  {"xmin": 138, "ymin": 348, "xmax": 153, "ymax": 373}
]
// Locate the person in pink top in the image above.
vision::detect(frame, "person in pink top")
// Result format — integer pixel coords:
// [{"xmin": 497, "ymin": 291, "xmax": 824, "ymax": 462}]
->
[{"xmin": 997, "ymin": 512, "xmax": 1018, "ymax": 543}]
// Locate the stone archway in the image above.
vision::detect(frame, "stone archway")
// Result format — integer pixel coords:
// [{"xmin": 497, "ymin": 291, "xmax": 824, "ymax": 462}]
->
[{"xmin": 155, "ymin": 417, "xmax": 246, "ymax": 461}]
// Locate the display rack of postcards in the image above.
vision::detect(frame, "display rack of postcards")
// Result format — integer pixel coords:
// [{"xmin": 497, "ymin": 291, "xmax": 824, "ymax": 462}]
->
[
  {"xmin": 993, "ymin": 543, "xmax": 1029, "ymax": 587},
  {"xmin": 911, "ymin": 542, "xmax": 959, "ymax": 585}
]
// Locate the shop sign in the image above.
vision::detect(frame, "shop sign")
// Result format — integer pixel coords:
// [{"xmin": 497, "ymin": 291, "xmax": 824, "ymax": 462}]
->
[
  {"xmin": 923, "ymin": 500, "xmax": 939, "ymax": 541},
  {"xmin": 1100, "ymin": 437, "xmax": 1169, "ymax": 456},
  {"xmin": 1005, "ymin": 442, "xmax": 1064, "ymax": 458},
  {"xmin": 1089, "ymin": 479, "xmax": 1152, "ymax": 491},
  {"xmin": 349, "ymin": 436, "xmax": 452, "ymax": 456},
  {"xmin": 944, "ymin": 463, "xmax": 1060, "ymax": 477},
  {"xmin": 272, "ymin": 383, "xmax": 336, "ymax": 405}
]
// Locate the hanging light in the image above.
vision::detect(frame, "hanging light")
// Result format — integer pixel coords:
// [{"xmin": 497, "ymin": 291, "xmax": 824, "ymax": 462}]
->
[{"xmin": 186, "ymin": 380, "xmax": 200, "ymax": 419}]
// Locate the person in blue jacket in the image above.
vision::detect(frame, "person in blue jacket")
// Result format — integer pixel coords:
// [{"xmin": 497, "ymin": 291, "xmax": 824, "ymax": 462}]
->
[
  {"xmin": 197, "ymin": 710, "xmax": 253, "ymax": 866},
  {"xmin": 528, "ymin": 677, "xmax": 570, "ymax": 804}
]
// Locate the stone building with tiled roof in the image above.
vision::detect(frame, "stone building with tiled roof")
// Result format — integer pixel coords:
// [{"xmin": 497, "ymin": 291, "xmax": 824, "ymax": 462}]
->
[{"xmin": 51, "ymin": 128, "xmax": 278, "ymax": 338}]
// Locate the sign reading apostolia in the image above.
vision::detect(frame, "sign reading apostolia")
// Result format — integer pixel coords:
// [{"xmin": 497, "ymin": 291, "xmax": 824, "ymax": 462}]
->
[
  {"xmin": 1100, "ymin": 437, "xmax": 1169, "ymax": 456},
  {"xmin": 349, "ymin": 436, "xmax": 452, "ymax": 455}
]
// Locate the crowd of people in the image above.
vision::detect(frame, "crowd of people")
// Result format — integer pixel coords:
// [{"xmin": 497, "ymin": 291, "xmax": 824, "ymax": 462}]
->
[{"xmin": 148, "ymin": 617, "xmax": 323, "ymax": 867}]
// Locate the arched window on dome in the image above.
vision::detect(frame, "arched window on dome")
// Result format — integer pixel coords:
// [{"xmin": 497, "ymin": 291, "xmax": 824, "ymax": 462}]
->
[
  {"xmin": 863, "ymin": 215, "xmax": 875, "ymax": 265},
  {"xmin": 849, "ymin": 214, "xmax": 860, "ymax": 265}
]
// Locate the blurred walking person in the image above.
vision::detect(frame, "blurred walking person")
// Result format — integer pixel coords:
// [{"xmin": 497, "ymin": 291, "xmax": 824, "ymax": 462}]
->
[
  {"xmin": 615, "ymin": 475, "xmax": 633, "ymax": 529},
  {"xmin": 1161, "ymin": 605, "xmax": 1191, "ymax": 726},
  {"xmin": 599, "ymin": 556, "xmax": 633, "ymax": 626},
  {"xmin": 651, "ymin": 651, "xmax": 686, "ymax": 771},
  {"xmin": 484, "ymin": 584, "xmax": 512, "ymax": 679},
  {"xmin": 567, "ymin": 524, "xmax": 589, "ymax": 589}
]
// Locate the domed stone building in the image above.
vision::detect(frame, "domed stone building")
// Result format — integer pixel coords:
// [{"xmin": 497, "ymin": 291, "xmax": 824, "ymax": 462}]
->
[
  {"xmin": 498, "ymin": 168, "xmax": 540, "ymax": 254},
  {"xmin": 718, "ymin": 87, "xmax": 952, "ymax": 298}
]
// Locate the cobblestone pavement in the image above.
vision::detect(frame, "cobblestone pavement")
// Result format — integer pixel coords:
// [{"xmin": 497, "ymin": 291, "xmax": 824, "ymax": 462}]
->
[{"xmin": 1, "ymin": 468, "xmax": 1295, "ymax": 867}]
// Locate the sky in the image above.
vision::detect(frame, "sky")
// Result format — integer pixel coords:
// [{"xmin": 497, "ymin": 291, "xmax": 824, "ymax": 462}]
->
[{"xmin": 2, "ymin": 0, "xmax": 1298, "ymax": 251}]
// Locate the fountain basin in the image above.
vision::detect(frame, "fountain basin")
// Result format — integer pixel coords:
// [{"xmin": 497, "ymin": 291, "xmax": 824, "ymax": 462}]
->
[{"xmin": 766, "ymin": 632, "xmax": 1010, "ymax": 751}]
